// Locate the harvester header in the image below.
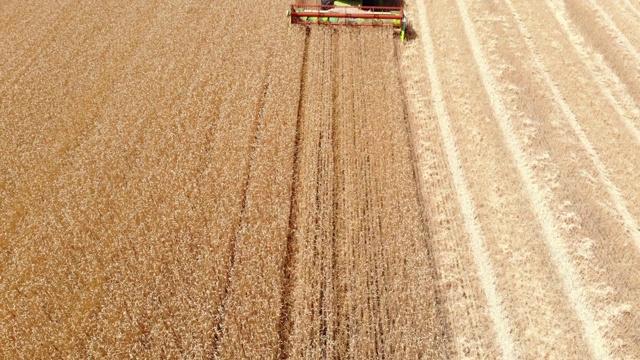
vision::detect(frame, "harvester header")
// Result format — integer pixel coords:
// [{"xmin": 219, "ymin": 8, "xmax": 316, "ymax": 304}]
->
[{"xmin": 288, "ymin": 3, "xmax": 407, "ymax": 41}]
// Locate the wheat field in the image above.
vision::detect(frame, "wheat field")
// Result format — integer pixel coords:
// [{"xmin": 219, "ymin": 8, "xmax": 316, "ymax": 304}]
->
[
  {"xmin": 0, "ymin": 0, "xmax": 443, "ymax": 358},
  {"xmin": 2, "ymin": 0, "xmax": 640, "ymax": 359}
]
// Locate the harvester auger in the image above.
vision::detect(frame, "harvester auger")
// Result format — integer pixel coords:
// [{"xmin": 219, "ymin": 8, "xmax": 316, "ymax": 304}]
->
[{"xmin": 287, "ymin": 1, "xmax": 407, "ymax": 42}]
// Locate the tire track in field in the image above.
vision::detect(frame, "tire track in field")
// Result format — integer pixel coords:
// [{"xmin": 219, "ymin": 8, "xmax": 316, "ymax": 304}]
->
[
  {"xmin": 286, "ymin": 27, "xmax": 443, "ymax": 358},
  {"xmin": 215, "ymin": 19, "xmax": 305, "ymax": 355},
  {"xmin": 292, "ymin": 26, "xmax": 338, "ymax": 359},
  {"xmin": 208, "ymin": 7, "xmax": 288, "ymax": 340},
  {"xmin": 278, "ymin": 27, "xmax": 309, "ymax": 360},
  {"xmin": 355, "ymin": 28, "xmax": 443, "ymax": 359},
  {"xmin": 455, "ymin": 0, "xmax": 612, "ymax": 358},
  {"xmin": 504, "ymin": 0, "xmax": 640, "ymax": 259},
  {"xmin": 543, "ymin": 0, "xmax": 640, "ymax": 144},
  {"xmin": 211, "ymin": 66, "xmax": 272, "ymax": 358},
  {"xmin": 394, "ymin": 38, "xmax": 453, "ymax": 360},
  {"xmin": 413, "ymin": 1, "xmax": 516, "ymax": 358}
]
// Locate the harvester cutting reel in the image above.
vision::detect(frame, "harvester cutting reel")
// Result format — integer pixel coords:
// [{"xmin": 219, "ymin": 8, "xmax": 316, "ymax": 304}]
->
[{"xmin": 287, "ymin": 2, "xmax": 408, "ymax": 42}]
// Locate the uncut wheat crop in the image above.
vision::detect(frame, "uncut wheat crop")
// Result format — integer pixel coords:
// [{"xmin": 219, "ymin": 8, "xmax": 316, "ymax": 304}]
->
[{"xmin": 0, "ymin": 1, "xmax": 445, "ymax": 359}]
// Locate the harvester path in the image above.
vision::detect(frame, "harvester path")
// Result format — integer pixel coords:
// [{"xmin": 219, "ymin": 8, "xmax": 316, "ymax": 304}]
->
[
  {"xmin": 278, "ymin": 26, "xmax": 309, "ymax": 360},
  {"xmin": 413, "ymin": 0, "xmax": 516, "ymax": 358},
  {"xmin": 455, "ymin": 0, "xmax": 612, "ymax": 358}
]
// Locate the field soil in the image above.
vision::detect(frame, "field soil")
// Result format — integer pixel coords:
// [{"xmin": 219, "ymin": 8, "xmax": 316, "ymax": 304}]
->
[{"xmin": 1, "ymin": 0, "xmax": 640, "ymax": 359}]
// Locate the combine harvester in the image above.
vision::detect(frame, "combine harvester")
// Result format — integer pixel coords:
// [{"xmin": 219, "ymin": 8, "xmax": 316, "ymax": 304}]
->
[{"xmin": 288, "ymin": 1, "xmax": 407, "ymax": 41}]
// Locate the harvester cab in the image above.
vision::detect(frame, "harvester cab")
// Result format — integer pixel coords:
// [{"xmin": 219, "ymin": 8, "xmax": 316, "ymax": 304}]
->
[{"xmin": 287, "ymin": 1, "xmax": 407, "ymax": 42}]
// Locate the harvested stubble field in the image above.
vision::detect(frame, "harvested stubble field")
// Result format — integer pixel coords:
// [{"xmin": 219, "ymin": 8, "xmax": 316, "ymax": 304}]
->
[
  {"xmin": 2, "ymin": 0, "xmax": 640, "ymax": 359},
  {"xmin": 401, "ymin": 0, "xmax": 640, "ymax": 358}
]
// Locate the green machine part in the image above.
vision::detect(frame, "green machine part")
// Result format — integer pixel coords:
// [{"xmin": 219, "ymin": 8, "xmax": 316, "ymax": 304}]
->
[{"xmin": 334, "ymin": 0, "xmax": 385, "ymax": 5}]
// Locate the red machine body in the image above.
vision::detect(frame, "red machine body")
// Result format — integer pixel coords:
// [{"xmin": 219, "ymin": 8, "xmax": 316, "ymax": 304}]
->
[{"xmin": 289, "ymin": 4, "xmax": 405, "ymax": 29}]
